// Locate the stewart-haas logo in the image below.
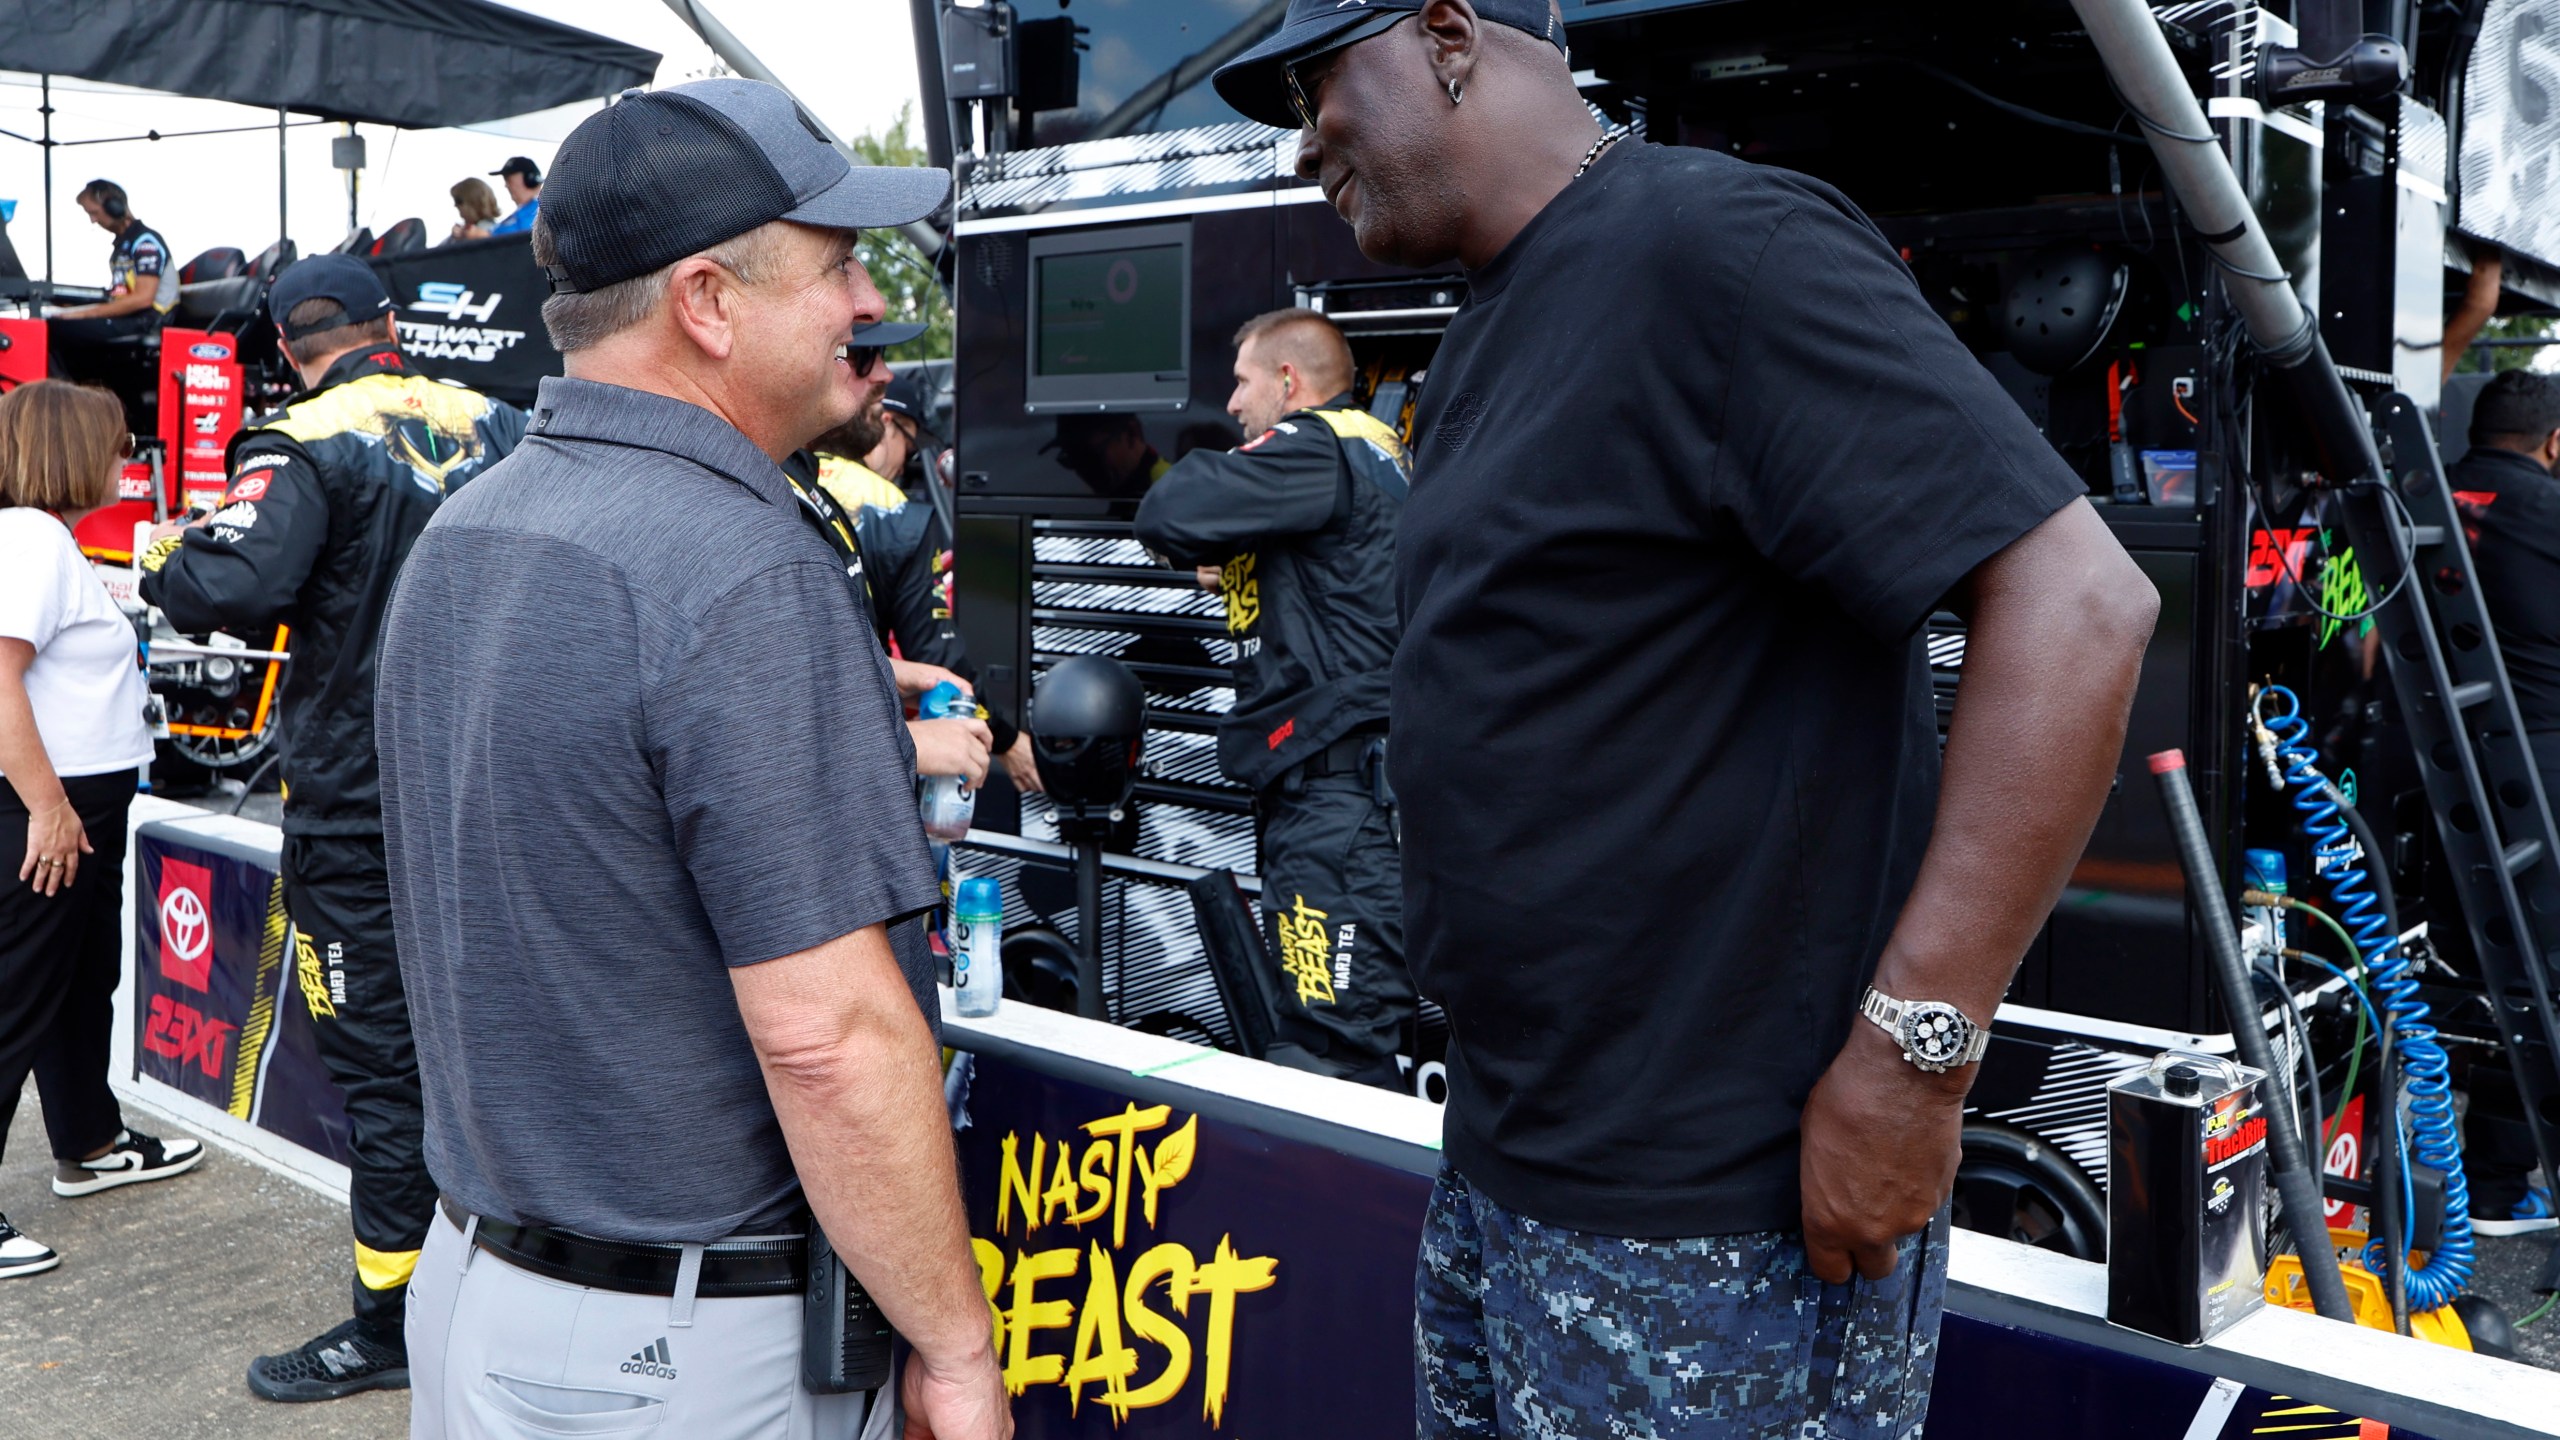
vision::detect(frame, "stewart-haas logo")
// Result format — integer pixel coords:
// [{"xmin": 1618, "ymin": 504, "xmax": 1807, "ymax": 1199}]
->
[
  {"xmin": 409, "ymin": 282, "xmax": 503, "ymax": 323},
  {"xmin": 398, "ymin": 282, "xmax": 527, "ymax": 363}
]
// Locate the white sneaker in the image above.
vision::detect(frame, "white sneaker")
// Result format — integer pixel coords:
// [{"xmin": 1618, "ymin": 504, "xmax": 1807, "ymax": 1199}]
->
[
  {"xmin": 53, "ymin": 1126, "xmax": 205, "ymax": 1197},
  {"xmin": 0, "ymin": 1214, "xmax": 60, "ymax": 1280}
]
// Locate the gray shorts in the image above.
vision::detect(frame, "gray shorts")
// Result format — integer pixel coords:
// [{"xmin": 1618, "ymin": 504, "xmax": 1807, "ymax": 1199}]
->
[{"xmin": 408, "ymin": 1209, "xmax": 890, "ymax": 1440}]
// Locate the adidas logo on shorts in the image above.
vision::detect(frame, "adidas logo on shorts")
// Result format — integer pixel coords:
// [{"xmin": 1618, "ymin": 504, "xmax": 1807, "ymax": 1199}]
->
[{"xmin": 621, "ymin": 1337, "xmax": 677, "ymax": 1380}]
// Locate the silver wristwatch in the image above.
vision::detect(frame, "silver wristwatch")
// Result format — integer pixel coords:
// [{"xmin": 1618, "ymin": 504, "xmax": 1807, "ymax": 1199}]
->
[{"xmin": 1859, "ymin": 987, "xmax": 1989, "ymax": 1073}]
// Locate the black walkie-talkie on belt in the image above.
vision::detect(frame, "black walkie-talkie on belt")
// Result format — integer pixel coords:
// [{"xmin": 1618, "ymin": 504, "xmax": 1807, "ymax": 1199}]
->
[{"xmin": 803, "ymin": 1221, "xmax": 896, "ymax": 1393}]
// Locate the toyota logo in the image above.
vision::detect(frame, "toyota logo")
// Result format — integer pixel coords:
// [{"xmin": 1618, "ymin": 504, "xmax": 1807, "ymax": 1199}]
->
[{"xmin": 160, "ymin": 886, "xmax": 210, "ymax": 964}]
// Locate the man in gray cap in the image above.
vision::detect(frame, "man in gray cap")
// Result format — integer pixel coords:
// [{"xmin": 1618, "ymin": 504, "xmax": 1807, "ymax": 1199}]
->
[{"xmin": 376, "ymin": 80, "xmax": 1004, "ymax": 1439}]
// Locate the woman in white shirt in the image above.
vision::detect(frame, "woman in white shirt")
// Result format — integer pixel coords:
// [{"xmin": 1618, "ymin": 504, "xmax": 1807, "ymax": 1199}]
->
[{"xmin": 0, "ymin": 381, "xmax": 202, "ymax": 1282}]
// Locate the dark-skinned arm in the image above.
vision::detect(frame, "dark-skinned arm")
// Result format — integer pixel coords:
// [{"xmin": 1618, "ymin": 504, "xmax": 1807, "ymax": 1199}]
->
[
  {"xmin": 1798, "ymin": 497, "xmax": 2158, "ymax": 1284},
  {"xmin": 2442, "ymin": 246, "xmax": 2503, "ymax": 387}
]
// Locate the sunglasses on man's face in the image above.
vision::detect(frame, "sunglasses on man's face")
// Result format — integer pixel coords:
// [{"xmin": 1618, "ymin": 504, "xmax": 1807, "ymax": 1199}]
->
[
  {"xmin": 847, "ymin": 345, "xmax": 885, "ymax": 378},
  {"xmin": 1284, "ymin": 12, "xmax": 1412, "ymax": 131}
]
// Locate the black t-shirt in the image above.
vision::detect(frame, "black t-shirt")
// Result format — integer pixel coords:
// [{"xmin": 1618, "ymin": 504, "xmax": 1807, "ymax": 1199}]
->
[
  {"xmin": 1392, "ymin": 140, "xmax": 2086, "ymax": 1239},
  {"xmin": 109, "ymin": 221, "xmax": 173, "ymax": 311},
  {"xmin": 2451, "ymin": 446, "xmax": 2560, "ymax": 733}
]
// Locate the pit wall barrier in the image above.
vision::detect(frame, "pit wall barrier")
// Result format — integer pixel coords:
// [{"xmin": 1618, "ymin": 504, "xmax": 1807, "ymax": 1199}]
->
[{"xmin": 115, "ymin": 805, "xmax": 2560, "ymax": 1437}]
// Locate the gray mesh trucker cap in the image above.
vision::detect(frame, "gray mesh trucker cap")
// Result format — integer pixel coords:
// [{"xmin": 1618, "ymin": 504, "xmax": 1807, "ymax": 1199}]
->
[{"xmin": 540, "ymin": 78, "xmax": 951, "ymax": 295}]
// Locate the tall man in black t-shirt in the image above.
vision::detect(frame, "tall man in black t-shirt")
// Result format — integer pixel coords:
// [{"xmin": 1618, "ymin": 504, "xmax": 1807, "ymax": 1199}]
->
[
  {"xmin": 1217, "ymin": 3, "xmax": 2160, "ymax": 1434},
  {"xmin": 2448, "ymin": 370, "xmax": 2560, "ymax": 1237}
]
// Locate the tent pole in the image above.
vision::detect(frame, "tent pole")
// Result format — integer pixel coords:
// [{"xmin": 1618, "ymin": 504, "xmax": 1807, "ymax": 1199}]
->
[
  {"xmin": 278, "ymin": 107, "xmax": 288, "ymax": 249},
  {"xmin": 40, "ymin": 73, "xmax": 53, "ymax": 292}
]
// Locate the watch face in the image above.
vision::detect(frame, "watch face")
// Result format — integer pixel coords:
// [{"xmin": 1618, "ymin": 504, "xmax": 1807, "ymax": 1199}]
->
[{"xmin": 1898, "ymin": 1002, "xmax": 1974, "ymax": 1067}]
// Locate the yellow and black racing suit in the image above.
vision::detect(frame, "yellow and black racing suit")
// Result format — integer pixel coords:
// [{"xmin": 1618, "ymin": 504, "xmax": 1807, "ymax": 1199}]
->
[
  {"xmin": 139, "ymin": 344, "xmax": 525, "ymax": 1339},
  {"xmin": 1134, "ymin": 393, "xmax": 1412, "ymax": 1087},
  {"xmin": 785, "ymin": 452, "xmax": 1019, "ymax": 752}
]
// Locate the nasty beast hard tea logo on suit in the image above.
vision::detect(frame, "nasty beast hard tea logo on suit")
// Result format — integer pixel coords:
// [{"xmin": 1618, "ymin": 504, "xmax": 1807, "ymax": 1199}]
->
[{"xmin": 157, "ymin": 855, "xmax": 215, "ymax": 991}]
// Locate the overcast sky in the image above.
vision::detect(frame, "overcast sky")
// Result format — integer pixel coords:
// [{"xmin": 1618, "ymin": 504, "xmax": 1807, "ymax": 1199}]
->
[{"xmin": 1, "ymin": 0, "xmax": 926, "ymax": 289}]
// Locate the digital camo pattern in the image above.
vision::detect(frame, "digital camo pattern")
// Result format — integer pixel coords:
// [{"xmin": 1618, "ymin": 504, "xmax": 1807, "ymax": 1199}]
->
[{"xmin": 1416, "ymin": 1168, "xmax": 1949, "ymax": 1440}]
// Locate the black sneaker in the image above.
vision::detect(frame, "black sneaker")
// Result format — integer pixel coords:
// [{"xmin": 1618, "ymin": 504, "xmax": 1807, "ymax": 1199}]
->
[
  {"xmin": 0, "ymin": 1214, "xmax": 60, "ymax": 1281},
  {"xmin": 246, "ymin": 1319, "xmax": 410, "ymax": 1402},
  {"xmin": 54, "ymin": 1126, "xmax": 205, "ymax": 1197},
  {"xmin": 2472, "ymin": 1183, "xmax": 2559, "ymax": 1237}
]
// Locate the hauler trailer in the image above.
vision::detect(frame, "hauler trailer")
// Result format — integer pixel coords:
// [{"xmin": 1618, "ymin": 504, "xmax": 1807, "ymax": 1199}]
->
[{"xmin": 925, "ymin": 0, "xmax": 2560, "ymax": 1295}]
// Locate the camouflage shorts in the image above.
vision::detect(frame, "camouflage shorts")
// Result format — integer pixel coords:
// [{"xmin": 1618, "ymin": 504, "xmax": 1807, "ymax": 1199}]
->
[{"xmin": 1415, "ymin": 1166, "xmax": 1950, "ymax": 1439}]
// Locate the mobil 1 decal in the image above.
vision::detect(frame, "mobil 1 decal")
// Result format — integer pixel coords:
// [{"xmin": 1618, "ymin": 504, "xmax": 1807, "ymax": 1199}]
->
[{"xmin": 951, "ymin": 1053, "xmax": 1431, "ymax": 1435}]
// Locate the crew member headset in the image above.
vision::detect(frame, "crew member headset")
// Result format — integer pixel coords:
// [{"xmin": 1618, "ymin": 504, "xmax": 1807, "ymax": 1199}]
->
[{"xmin": 82, "ymin": 180, "xmax": 129, "ymax": 222}]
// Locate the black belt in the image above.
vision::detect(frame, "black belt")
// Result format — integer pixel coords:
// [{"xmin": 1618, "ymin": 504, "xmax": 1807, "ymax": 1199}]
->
[
  {"xmin": 1294, "ymin": 730, "xmax": 1384, "ymax": 780},
  {"xmin": 440, "ymin": 1196, "xmax": 805, "ymax": 1298}
]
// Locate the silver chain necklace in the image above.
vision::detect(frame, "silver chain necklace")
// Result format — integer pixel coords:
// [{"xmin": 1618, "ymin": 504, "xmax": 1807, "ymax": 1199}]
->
[{"xmin": 1576, "ymin": 125, "xmax": 1631, "ymax": 179}]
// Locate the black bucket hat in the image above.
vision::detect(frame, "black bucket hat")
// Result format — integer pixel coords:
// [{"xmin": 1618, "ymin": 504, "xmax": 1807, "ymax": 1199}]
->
[{"xmin": 1211, "ymin": 0, "xmax": 1567, "ymax": 131}]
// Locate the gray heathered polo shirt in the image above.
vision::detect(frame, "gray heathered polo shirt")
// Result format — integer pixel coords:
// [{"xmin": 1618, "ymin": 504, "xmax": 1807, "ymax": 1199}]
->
[{"xmin": 376, "ymin": 376, "xmax": 940, "ymax": 1243}]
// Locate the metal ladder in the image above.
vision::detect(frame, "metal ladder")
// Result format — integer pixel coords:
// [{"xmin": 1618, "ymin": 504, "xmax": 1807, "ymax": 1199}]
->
[{"xmin": 2320, "ymin": 392, "xmax": 2560, "ymax": 1191}]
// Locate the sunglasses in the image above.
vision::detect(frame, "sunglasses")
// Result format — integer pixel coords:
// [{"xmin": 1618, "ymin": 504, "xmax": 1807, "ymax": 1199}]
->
[
  {"xmin": 1284, "ymin": 11, "xmax": 1412, "ymax": 131},
  {"xmin": 847, "ymin": 345, "xmax": 885, "ymax": 378},
  {"xmin": 118, "ymin": 432, "xmax": 138, "ymax": 459}
]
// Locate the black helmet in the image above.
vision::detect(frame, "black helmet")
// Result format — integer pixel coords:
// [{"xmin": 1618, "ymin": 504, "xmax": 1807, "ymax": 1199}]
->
[
  {"xmin": 2003, "ymin": 245, "xmax": 2128, "ymax": 376},
  {"xmin": 1032, "ymin": 657, "xmax": 1146, "ymax": 812}
]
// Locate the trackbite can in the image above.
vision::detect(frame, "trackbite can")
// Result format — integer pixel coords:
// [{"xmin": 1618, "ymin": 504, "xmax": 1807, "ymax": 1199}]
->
[{"xmin": 2106, "ymin": 1051, "xmax": 2271, "ymax": 1345}]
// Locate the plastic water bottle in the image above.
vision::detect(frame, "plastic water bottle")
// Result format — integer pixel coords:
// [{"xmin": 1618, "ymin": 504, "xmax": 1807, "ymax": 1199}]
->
[
  {"xmin": 952, "ymin": 877, "xmax": 1004, "ymax": 1017},
  {"xmin": 2242, "ymin": 847, "xmax": 2287, "ymax": 961},
  {"xmin": 917, "ymin": 681, "xmax": 978, "ymax": 842}
]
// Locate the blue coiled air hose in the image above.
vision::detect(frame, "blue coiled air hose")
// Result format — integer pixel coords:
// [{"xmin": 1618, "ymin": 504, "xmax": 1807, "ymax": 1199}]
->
[{"xmin": 2255, "ymin": 685, "xmax": 2475, "ymax": 1310}]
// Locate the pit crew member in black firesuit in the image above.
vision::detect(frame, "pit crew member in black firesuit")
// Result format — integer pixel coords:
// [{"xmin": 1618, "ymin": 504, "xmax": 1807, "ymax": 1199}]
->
[
  {"xmin": 1135, "ymin": 307, "xmax": 1411, "ymax": 1088},
  {"xmin": 47, "ymin": 181, "xmax": 175, "ymax": 410},
  {"xmin": 869, "ymin": 365, "xmax": 936, "ymax": 490},
  {"xmin": 788, "ymin": 330, "xmax": 1040, "ymax": 793},
  {"xmin": 137, "ymin": 254, "xmax": 526, "ymax": 1403},
  {"xmin": 2450, "ymin": 367, "xmax": 2560, "ymax": 1237}
]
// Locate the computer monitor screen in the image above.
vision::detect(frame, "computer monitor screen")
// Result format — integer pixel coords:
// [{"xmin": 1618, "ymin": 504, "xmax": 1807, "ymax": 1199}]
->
[
  {"xmin": 1036, "ymin": 244, "xmax": 1183, "ymax": 377},
  {"xmin": 1024, "ymin": 223, "xmax": 1190, "ymax": 413}
]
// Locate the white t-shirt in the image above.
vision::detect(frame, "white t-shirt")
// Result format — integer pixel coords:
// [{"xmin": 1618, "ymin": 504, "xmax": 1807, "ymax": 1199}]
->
[{"xmin": 0, "ymin": 507, "xmax": 153, "ymax": 778}]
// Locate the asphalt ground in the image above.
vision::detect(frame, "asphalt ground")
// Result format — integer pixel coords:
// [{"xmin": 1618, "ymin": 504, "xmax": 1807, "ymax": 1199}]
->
[
  {"xmin": 0, "ymin": 1081, "xmax": 407, "ymax": 1440},
  {"xmin": 2473, "ymin": 1231, "xmax": 2560, "ymax": 1368}
]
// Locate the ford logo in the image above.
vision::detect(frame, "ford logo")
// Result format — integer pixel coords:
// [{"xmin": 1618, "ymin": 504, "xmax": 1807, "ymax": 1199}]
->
[{"xmin": 187, "ymin": 342, "xmax": 232, "ymax": 360}]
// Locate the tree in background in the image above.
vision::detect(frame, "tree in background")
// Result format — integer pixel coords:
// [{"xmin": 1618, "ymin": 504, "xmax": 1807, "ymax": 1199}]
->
[
  {"xmin": 2462, "ymin": 314, "xmax": 2560, "ymax": 376},
  {"xmin": 851, "ymin": 103, "xmax": 952, "ymax": 362}
]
